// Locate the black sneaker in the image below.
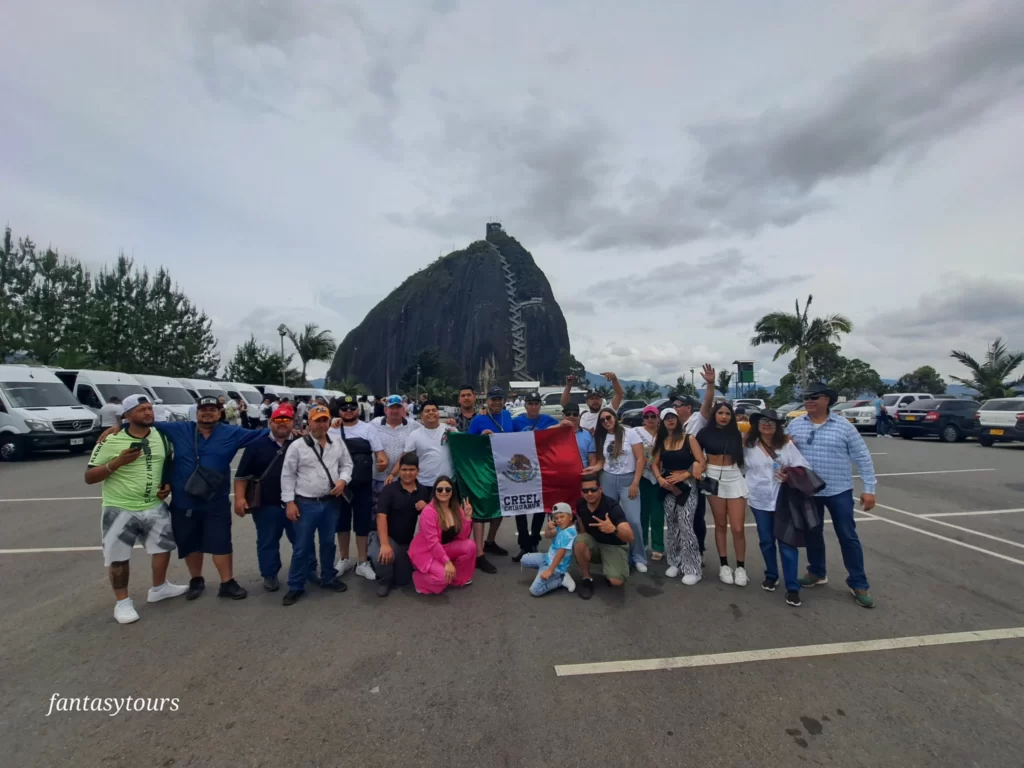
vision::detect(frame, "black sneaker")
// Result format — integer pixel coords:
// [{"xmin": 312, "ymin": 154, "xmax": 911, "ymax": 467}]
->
[
  {"xmin": 217, "ymin": 579, "xmax": 248, "ymax": 600},
  {"xmin": 578, "ymin": 578, "xmax": 594, "ymax": 600},
  {"xmin": 511, "ymin": 547, "xmax": 533, "ymax": 563},
  {"xmin": 263, "ymin": 576, "xmax": 280, "ymax": 592},
  {"xmin": 376, "ymin": 583, "xmax": 391, "ymax": 598},
  {"xmin": 322, "ymin": 579, "xmax": 348, "ymax": 593},
  {"xmin": 483, "ymin": 540, "xmax": 508, "ymax": 556},
  {"xmin": 475, "ymin": 555, "xmax": 497, "ymax": 574},
  {"xmin": 786, "ymin": 590, "xmax": 802, "ymax": 607},
  {"xmin": 761, "ymin": 578, "xmax": 777, "ymax": 592},
  {"xmin": 185, "ymin": 577, "xmax": 205, "ymax": 601},
  {"xmin": 282, "ymin": 589, "xmax": 303, "ymax": 606}
]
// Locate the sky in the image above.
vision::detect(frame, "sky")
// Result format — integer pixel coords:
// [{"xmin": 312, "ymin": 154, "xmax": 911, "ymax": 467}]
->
[{"xmin": 2, "ymin": 0, "xmax": 1023, "ymax": 386}]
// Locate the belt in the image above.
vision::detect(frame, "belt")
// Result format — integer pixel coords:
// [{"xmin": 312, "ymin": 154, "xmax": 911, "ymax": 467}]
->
[{"xmin": 295, "ymin": 494, "xmax": 335, "ymax": 502}]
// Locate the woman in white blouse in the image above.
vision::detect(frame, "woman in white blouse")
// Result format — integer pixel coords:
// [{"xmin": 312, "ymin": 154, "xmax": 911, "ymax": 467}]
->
[{"xmin": 743, "ymin": 409, "xmax": 809, "ymax": 607}]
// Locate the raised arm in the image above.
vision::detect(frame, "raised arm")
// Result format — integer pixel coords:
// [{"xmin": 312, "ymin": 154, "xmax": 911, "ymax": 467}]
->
[
  {"xmin": 602, "ymin": 372, "xmax": 624, "ymax": 412},
  {"xmin": 559, "ymin": 376, "xmax": 574, "ymax": 407},
  {"xmin": 699, "ymin": 363, "xmax": 716, "ymax": 422}
]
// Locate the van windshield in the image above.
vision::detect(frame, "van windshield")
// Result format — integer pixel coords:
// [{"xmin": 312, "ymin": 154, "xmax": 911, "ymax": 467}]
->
[
  {"xmin": 0, "ymin": 381, "xmax": 80, "ymax": 408},
  {"xmin": 236, "ymin": 390, "xmax": 262, "ymax": 405},
  {"xmin": 97, "ymin": 384, "xmax": 151, "ymax": 403},
  {"xmin": 198, "ymin": 389, "xmax": 224, "ymax": 399},
  {"xmin": 150, "ymin": 386, "xmax": 194, "ymax": 406}
]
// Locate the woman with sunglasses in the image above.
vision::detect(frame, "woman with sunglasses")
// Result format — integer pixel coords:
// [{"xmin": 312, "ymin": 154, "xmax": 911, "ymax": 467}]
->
[
  {"xmin": 650, "ymin": 408, "xmax": 706, "ymax": 584},
  {"xmin": 744, "ymin": 410, "xmax": 808, "ymax": 606},
  {"xmin": 697, "ymin": 401, "xmax": 750, "ymax": 586},
  {"xmin": 635, "ymin": 405, "xmax": 664, "ymax": 561},
  {"xmin": 408, "ymin": 476, "xmax": 477, "ymax": 595},
  {"xmin": 588, "ymin": 407, "xmax": 647, "ymax": 572}
]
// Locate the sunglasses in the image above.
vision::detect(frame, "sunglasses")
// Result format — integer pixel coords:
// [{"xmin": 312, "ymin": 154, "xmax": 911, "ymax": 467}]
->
[
  {"xmin": 600, "ymin": 415, "xmax": 615, "ymax": 423},
  {"xmin": 435, "ymin": 486, "xmax": 453, "ymax": 494},
  {"xmin": 271, "ymin": 417, "xmax": 293, "ymax": 424},
  {"xmin": 563, "ymin": 411, "xmax": 579, "ymax": 417},
  {"xmin": 643, "ymin": 414, "xmax": 658, "ymax": 420},
  {"xmin": 803, "ymin": 394, "xmax": 826, "ymax": 401},
  {"xmin": 581, "ymin": 487, "xmax": 600, "ymax": 494},
  {"xmin": 339, "ymin": 405, "xmax": 358, "ymax": 412}
]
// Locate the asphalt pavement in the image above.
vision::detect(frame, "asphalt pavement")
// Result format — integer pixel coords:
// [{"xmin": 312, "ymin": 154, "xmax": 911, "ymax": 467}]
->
[{"xmin": 1, "ymin": 436, "xmax": 1023, "ymax": 767}]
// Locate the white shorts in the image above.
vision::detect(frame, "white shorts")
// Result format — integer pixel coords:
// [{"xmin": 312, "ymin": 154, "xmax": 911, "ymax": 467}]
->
[
  {"xmin": 100, "ymin": 503, "xmax": 176, "ymax": 566},
  {"xmin": 702, "ymin": 465, "xmax": 749, "ymax": 500}
]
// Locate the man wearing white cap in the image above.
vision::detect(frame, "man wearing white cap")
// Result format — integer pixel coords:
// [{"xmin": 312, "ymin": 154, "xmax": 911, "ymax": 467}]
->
[{"xmin": 85, "ymin": 394, "xmax": 187, "ymax": 624}]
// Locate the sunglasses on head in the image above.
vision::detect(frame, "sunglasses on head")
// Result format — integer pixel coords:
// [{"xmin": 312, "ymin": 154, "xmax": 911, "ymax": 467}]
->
[
  {"xmin": 435, "ymin": 486, "xmax": 453, "ymax": 494},
  {"xmin": 581, "ymin": 486, "xmax": 600, "ymax": 494}
]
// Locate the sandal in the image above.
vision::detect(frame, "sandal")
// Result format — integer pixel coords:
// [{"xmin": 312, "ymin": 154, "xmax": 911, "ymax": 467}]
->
[{"xmin": 650, "ymin": 552, "xmax": 664, "ymax": 561}]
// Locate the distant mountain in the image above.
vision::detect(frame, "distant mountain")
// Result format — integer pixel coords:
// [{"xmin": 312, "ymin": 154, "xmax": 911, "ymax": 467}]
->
[{"xmin": 309, "ymin": 378, "xmax": 325, "ymax": 388}]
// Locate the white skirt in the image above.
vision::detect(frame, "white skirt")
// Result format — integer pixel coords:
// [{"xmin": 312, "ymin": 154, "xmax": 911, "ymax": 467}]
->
[{"xmin": 702, "ymin": 464, "xmax": 748, "ymax": 499}]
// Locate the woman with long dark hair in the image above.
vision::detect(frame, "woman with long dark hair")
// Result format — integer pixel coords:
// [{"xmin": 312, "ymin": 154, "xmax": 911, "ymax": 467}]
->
[
  {"xmin": 697, "ymin": 401, "xmax": 750, "ymax": 586},
  {"xmin": 744, "ymin": 410, "xmax": 809, "ymax": 606},
  {"xmin": 407, "ymin": 476, "xmax": 476, "ymax": 595},
  {"xmin": 650, "ymin": 409, "xmax": 706, "ymax": 584},
  {"xmin": 635, "ymin": 405, "xmax": 664, "ymax": 561},
  {"xmin": 587, "ymin": 407, "xmax": 647, "ymax": 573}
]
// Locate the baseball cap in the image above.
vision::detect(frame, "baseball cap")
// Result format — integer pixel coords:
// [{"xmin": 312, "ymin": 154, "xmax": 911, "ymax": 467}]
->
[
  {"xmin": 551, "ymin": 502, "xmax": 573, "ymax": 517},
  {"xmin": 562, "ymin": 404, "xmax": 580, "ymax": 415},
  {"xmin": 308, "ymin": 405, "xmax": 330, "ymax": 421},
  {"xmin": 641, "ymin": 405, "xmax": 660, "ymax": 417},
  {"xmin": 120, "ymin": 394, "xmax": 152, "ymax": 414},
  {"xmin": 673, "ymin": 395, "xmax": 698, "ymax": 409},
  {"xmin": 385, "ymin": 395, "xmax": 403, "ymax": 407},
  {"xmin": 339, "ymin": 395, "xmax": 359, "ymax": 409},
  {"xmin": 525, "ymin": 391, "xmax": 541, "ymax": 402},
  {"xmin": 586, "ymin": 389, "xmax": 602, "ymax": 398},
  {"xmin": 487, "ymin": 386, "xmax": 505, "ymax": 399},
  {"xmin": 271, "ymin": 404, "xmax": 294, "ymax": 420},
  {"xmin": 196, "ymin": 396, "xmax": 221, "ymax": 408}
]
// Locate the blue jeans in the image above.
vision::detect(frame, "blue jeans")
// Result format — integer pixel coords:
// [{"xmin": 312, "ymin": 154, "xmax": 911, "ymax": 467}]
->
[
  {"xmin": 287, "ymin": 498, "xmax": 340, "ymax": 592},
  {"xmin": 806, "ymin": 490, "xmax": 869, "ymax": 590},
  {"xmin": 521, "ymin": 552, "xmax": 566, "ymax": 596},
  {"xmin": 752, "ymin": 508, "xmax": 799, "ymax": 592},
  {"xmin": 250, "ymin": 504, "xmax": 295, "ymax": 579},
  {"xmin": 600, "ymin": 471, "xmax": 646, "ymax": 566},
  {"xmin": 876, "ymin": 416, "xmax": 891, "ymax": 436}
]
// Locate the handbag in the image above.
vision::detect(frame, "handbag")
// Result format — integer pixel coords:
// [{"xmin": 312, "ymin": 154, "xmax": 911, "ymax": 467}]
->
[
  {"xmin": 697, "ymin": 463, "xmax": 721, "ymax": 496},
  {"xmin": 184, "ymin": 425, "xmax": 226, "ymax": 502},
  {"xmin": 244, "ymin": 442, "xmax": 288, "ymax": 508}
]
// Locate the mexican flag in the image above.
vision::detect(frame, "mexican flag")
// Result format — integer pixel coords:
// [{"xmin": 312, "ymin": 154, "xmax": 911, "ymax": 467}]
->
[{"xmin": 448, "ymin": 427, "xmax": 583, "ymax": 520}]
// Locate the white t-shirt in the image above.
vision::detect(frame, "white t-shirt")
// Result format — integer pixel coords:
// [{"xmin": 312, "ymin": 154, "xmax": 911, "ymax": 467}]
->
[
  {"xmin": 580, "ymin": 409, "xmax": 601, "ymax": 433},
  {"xmin": 99, "ymin": 403, "xmax": 121, "ymax": 427},
  {"xmin": 153, "ymin": 404, "xmax": 168, "ymax": 423},
  {"xmin": 743, "ymin": 441, "xmax": 808, "ymax": 512},
  {"xmin": 404, "ymin": 424, "xmax": 455, "ymax": 486},
  {"xmin": 328, "ymin": 418, "xmax": 384, "ymax": 452},
  {"xmin": 370, "ymin": 417, "xmax": 422, "ymax": 481},
  {"xmin": 598, "ymin": 427, "xmax": 641, "ymax": 475},
  {"xmin": 634, "ymin": 426, "xmax": 658, "ymax": 483},
  {"xmin": 684, "ymin": 411, "xmax": 707, "ymax": 436}
]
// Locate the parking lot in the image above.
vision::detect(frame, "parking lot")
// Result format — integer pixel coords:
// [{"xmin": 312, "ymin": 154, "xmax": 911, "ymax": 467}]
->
[{"xmin": 2, "ymin": 437, "xmax": 1023, "ymax": 767}]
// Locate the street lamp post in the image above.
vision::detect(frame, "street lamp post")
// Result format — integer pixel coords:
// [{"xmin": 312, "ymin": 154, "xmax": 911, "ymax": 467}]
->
[
  {"xmin": 416, "ymin": 364, "xmax": 420, "ymax": 398},
  {"xmin": 277, "ymin": 324, "xmax": 288, "ymax": 386},
  {"xmin": 689, "ymin": 368, "xmax": 695, "ymax": 391}
]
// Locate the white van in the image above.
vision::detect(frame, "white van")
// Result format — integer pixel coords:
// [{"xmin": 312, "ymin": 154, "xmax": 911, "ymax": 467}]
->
[
  {"xmin": 257, "ymin": 384, "xmax": 295, "ymax": 403},
  {"xmin": 0, "ymin": 365, "xmax": 101, "ymax": 461},
  {"xmin": 133, "ymin": 374, "xmax": 194, "ymax": 421},
  {"xmin": 176, "ymin": 378, "xmax": 227, "ymax": 401},
  {"xmin": 220, "ymin": 381, "xmax": 264, "ymax": 425},
  {"xmin": 54, "ymin": 369, "xmax": 151, "ymax": 417}
]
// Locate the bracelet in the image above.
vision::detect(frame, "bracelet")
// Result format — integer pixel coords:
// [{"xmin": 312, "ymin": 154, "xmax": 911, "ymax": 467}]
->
[{"xmin": 105, "ymin": 462, "xmax": 114, "ymax": 476}]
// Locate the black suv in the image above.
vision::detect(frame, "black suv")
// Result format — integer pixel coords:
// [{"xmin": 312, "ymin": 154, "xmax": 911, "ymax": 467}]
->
[{"xmin": 896, "ymin": 398, "xmax": 980, "ymax": 442}]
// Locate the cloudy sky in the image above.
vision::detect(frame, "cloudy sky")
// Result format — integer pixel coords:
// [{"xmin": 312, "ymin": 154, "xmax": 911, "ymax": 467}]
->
[{"xmin": 3, "ymin": 0, "xmax": 1023, "ymax": 385}]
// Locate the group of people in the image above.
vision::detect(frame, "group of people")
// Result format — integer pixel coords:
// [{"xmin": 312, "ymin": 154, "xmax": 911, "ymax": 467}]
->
[{"xmin": 85, "ymin": 365, "xmax": 879, "ymax": 625}]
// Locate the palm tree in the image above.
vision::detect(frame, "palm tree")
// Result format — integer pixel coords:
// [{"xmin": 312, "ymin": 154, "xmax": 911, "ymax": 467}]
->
[
  {"xmin": 640, "ymin": 379, "xmax": 661, "ymax": 401},
  {"xmin": 334, "ymin": 377, "xmax": 365, "ymax": 396},
  {"xmin": 950, "ymin": 338, "xmax": 1024, "ymax": 399},
  {"xmin": 623, "ymin": 384, "xmax": 638, "ymax": 399},
  {"xmin": 285, "ymin": 323, "xmax": 336, "ymax": 383},
  {"xmin": 717, "ymin": 370, "xmax": 733, "ymax": 396},
  {"xmin": 751, "ymin": 295, "xmax": 853, "ymax": 387}
]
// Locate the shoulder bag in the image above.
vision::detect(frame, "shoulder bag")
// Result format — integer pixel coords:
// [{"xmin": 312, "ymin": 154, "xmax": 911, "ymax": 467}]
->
[
  {"xmin": 244, "ymin": 441, "xmax": 288, "ymax": 508},
  {"xmin": 183, "ymin": 425, "xmax": 227, "ymax": 502},
  {"xmin": 303, "ymin": 435, "xmax": 351, "ymax": 504}
]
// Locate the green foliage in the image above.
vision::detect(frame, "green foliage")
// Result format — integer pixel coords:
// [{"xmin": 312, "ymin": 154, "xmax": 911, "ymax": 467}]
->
[
  {"xmin": 623, "ymin": 384, "xmax": 638, "ymax": 399},
  {"xmin": 397, "ymin": 348, "xmax": 460, "ymax": 394},
  {"xmin": 896, "ymin": 365, "xmax": 946, "ymax": 395},
  {"xmin": 747, "ymin": 386, "xmax": 773, "ymax": 403},
  {"xmin": 770, "ymin": 374, "xmax": 799, "ymax": 408},
  {"xmin": 332, "ymin": 377, "xmax": 368, "ymax": 396},
  {"xmin": 0, "ymin": 228, "xmax": 33, "ymax": 360},
  {"xmin": 669, "ymin": 376, "xmax": 697, "ymax": 399},
  {"xmin": 22, "ymin": 246, "xmax": 91, "ymax": 365},
  {"xmin": 831, "ymin": 358, "xmax": 885, "ymax": 400},
  {"xmin": 224, "ymin": 335, "xmax": 303, "ymax": 386},
  {"xmin": 950, "ymin": 338, "xmax": 1024, "ymax": 399},
  {"xmin": 717, "ymin": 370, "xmax": 733, "ymax": 396},
  {"xmin": 555, "ymin": 351, "xmax": 587, "ymax": 383},
  {"xmin": 285, "ymin": 323, "xmax": 336, "ymax": 382},
  {"xmin": 639, "ymin": 379, "xmax": 662, "ymax": 400},
  {"xmin": 751, "ymin": 295, "xmax": 853, "ymax": 387}
]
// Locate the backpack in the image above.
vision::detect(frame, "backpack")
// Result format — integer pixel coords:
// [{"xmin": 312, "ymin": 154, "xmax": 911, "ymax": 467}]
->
[{"xmin": 339, "ymin": 423, "xmax": 374, "ymax": 488}]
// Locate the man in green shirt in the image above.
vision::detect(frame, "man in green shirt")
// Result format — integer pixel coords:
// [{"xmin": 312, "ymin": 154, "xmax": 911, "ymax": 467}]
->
[{"xmin": 85, "ymin": 394, "xmax": 187, "ymax": 624}]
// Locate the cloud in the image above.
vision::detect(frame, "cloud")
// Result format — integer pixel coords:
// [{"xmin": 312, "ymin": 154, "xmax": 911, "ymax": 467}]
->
[{"xmin": 558, "ymin": 298, "xmax": 596, "ymax": 316}]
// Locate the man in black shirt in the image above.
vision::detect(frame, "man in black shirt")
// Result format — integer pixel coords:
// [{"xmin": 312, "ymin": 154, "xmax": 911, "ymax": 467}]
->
[
  {"xmin": 369, "ymin": 452, "xmax": 431, "ymax": 597},
  {"xmin": 574, "ymin": 477, "xmax": 635, "ymax": 599},
  {"xmin": 233, "ymin": 404, "xmax": 297, "ymax": 592}
]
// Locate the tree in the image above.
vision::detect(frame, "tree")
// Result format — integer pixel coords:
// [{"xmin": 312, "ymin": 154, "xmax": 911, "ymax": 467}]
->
[
  {"xmin": 623, "ymin": 384, "xmax": 638, "ymax": 399},
  {"xmin": 554, "ymin": 351, "xmax": 587, "ymax": 383},
  {"xmin": 640, "ymin": 379, "xmax": 661, "ymax": 400},
  {"xmin": 22, "ymin": 246, "xmax": 92, "ymax": 365},
  {"xmin": 669, "ymin": 376, "xmax": 697, "ymax": 399},
  {"xmin": 747, "ymin": 386, "xmax": 772, "ymax": 403},
  {"xmin": 717, "ymin": 370, "xmax": 733, "ymax": 396},
  {"xmin": 285, "ymin": 323, "xmax": 336, "ymax": 383},
  {"xmin": 770, "ymin": 374, "xmax": 799, "ymax": 408},
  {"xmin": 224, "ymin": 335, "xmax": 303, "ymax": 386},
  {"xmin": 397, "ymin": 348, "xmax": 460, "ymax": 394},
  {"xmin": 950, "ymin": 338, "xmax": 1024, "ymax": 399},
  {"xmin": 751, "ymin": 295, "xmax": 854, "ymax": 387},
  {"xmin": 831, "ymin": 359, "xmax": 885, "ymax": 400},
  {"xmin": 0, "ymin": 228, "xmax": 32, "ymax": 360},
  {"xmin": 596, "ymin": 384, "xmax": 612, "ymax": 399},
  {"xmin": 333, "ymin": 377, "xmax": 367, "ymax": 396},
  {"xmin": 897, "ymin": 365, "xmax": 946, "ymax": 395}
]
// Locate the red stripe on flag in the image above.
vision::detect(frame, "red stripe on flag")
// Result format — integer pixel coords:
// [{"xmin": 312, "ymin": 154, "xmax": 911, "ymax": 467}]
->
[{"xmin": 536, "ymin": 427, "xmax": 583, "ymax": 513}]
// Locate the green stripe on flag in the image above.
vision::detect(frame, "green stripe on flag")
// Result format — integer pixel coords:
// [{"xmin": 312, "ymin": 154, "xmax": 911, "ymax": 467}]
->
[{"xmin": 447, "ymin": 433, "xmax": 500, "ymax": 520}]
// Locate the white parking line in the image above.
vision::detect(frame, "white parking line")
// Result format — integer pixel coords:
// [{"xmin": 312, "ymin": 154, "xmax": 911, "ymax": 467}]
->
[
  {"xmin": 875, "ymin": 503, "xmax": 1024, "ymax": 551},
  {"xmin": 922, "ymin": 508, "xmax": 1024, "ymax": 519},
  {"xmin": 0, "ymin": 546, "xmax": 105, "ymax": 554},
  {"xmin": 0, "ymin": 496, "xmax": 102, "ymax": 503},
  {"xmin": 859, "ymin": 511, "xmax": 1024, "ymax": 566},
  {"xmin": 857, "ymin": 468, "xmax": 996, "ymax": 479},
  {"xmin": 554, "ymin": 626, "xmax": 1024, "ymax": 677}
]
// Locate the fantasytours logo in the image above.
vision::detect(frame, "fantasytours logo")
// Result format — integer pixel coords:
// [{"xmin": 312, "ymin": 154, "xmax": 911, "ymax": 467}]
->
[
  {"xmin": 501, "ymin": 454, "xmax": 538, "ymax": 484},
  {"xmin": 46, "ymin": 693, "xmax": 180, "ymax": 717}
]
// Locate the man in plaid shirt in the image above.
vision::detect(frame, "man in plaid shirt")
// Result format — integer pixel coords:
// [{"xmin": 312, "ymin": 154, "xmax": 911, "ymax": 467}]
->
[{"xmin": 787, "ymin": 382, "xmax": 877, "ymax": 609}]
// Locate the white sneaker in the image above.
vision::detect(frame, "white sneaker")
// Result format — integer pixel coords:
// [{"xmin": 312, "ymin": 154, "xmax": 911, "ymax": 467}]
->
[
  {"xmin": 355, "ymin": 560, "xmax": 377, "ymax": 581},
  {"xmin": 561, "ymin": 572, "xmax": 576, "ymax": 593},
  {"xmin": 335, "ymin": 558, "xmax": 353, "ymax": 576},
  {"xmin": 682, "ymin": 573, "xmax": 701, "ymax": 586},
  {"xmin": 114, "ymin": 598, "xmax": 140, "ymax": 624},
  {"xmin": 634, "ymin": 562, "xmax": 648, "ymax": 573},
  {"xmin": 719, "ymin": 565, "xmax": 734, "ymax": 584},
  {"xmin": 147, "ymin": 581, "xmax": 188, "ymax": 602},
  {"xmin": 665, "ymin": 566, "xmax": 680, "ymax": 578},
  {"xmin": 733, "ymin": 566, "xmax": 749, "ymax": 587}
]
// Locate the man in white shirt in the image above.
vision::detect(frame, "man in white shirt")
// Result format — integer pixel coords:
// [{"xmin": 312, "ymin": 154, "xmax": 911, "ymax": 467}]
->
[
  {"xmin": 152, "ymin": 398, "xmax": 168, "ymax": 423},
  {"xmin": 371, "ymin": 395, "xmax": 422, "ymax": 512},
  {"xmin": 99, "ymin": 396, "xmax": 122, "ymax": 428},
  {"xmin": 280, "ymin": 404, "xmax": 353, "ymax": 606},
  {"xmin": 561, "ymin": 373, "xmax": 624, "ymax": 433},
  {"xmin": 395, "ymin": 400, "xmax": 453, "ymax": 486}
]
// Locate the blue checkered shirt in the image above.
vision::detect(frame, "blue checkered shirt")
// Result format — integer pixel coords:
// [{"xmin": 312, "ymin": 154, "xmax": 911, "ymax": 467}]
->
[{"xmin": 786, "ymin": 412, "xmax": 877, "ymax": 496}]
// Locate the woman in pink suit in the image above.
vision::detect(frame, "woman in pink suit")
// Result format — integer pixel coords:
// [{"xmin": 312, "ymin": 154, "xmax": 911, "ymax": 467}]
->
[{"xmin": 409, "ymin": 476, "xmax": 477, "ymax": 595}]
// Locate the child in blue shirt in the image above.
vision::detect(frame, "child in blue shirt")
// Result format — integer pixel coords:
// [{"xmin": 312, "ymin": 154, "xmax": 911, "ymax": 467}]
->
[{"xmin": 520, "ymin": 502, "xmax": 577, "ymax": 596}]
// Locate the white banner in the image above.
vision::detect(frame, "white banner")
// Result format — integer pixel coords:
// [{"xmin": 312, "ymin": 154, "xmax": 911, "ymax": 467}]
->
[{"xmin": 491, "ymin": 432, "xmax": 544, "ymax": 517}]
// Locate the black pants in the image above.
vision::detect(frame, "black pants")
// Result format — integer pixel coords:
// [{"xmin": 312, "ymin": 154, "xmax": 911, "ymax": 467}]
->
[
  {"xmin": 693, "ymin": 492, "xmax": 707, "ymax": 554},
  {"xmin": 368, "ymin": 532, "xmax": 412, "ymax": 587},
  {"xmin": 515, "ymin": 513, "xmax": 545, "ymax": 551}
]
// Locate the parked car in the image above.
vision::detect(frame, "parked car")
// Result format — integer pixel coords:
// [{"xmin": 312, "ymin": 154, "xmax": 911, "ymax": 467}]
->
[
  {"xmin": 839, "ymin": 400, "xmax": 878, "ymax": 431},
  {"xmin": 616, "ymin": 399, "xmax": 647, "ymax": 419},
  {"xmin": 732, "ymin": 398, "xmax": 766, "ymax": 410},
  {"xmin": 774, "ymin": 402, "xmax": 802, "ymax": 418},
  {"xmin": 509, "ymin": 390, "xmax": 588, "ymax": 419},
  {"xmin": 177, "ymin": 378, "xmax": 227, "ymax": 400},
  {"xmin": 786, "ymin": 399, "xmax": 868, "ymax": 426},
  {"xmin": 621, "ymin": 397, "xmax": 671, "ymax": 427},
  {"xmin": 976, "ymin": 397, "xmax": 1024, "ymax": 447},
  {"xmin": 895, "ymin": 399, "xmax": 981, "ymax": 442}
]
